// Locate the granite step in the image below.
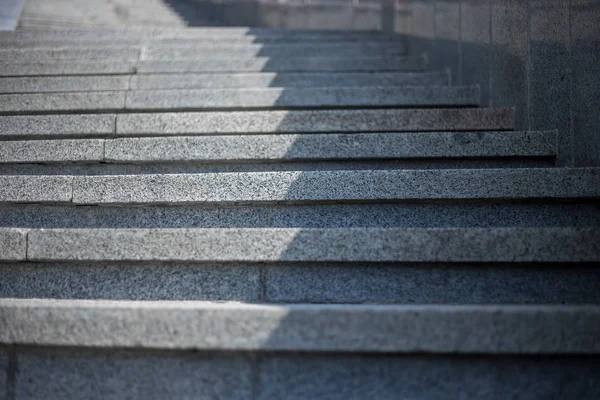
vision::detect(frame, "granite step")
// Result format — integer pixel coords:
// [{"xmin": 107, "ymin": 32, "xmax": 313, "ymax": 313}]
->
[
  {"xmin": 129, "ymin": 71, "xmax": 451, "ymax": 90},
  {"xmin": 0, "ymin": 168, "xmax": 597, "ymax": 205},
  {"xmin": 0, "ymin": 61, "xmax": 136, "ymax": 77},
  {"xmin": 0, "ymin": 131, "xmax": 556, "ymax": 165},
  {"xmin": 0, "ymin": 86, "xmax": 479, "ymax": 114},
  {"xmin": 3, "ymin": 302, "xmax": 600, "ymax": 399},
  {"xmin": 0, "ymin": 227, "xmax": 599, "ymax": 303},
  {"xmin": 2, "ymin": 299, "xmax": 599, "ymax": 352},
  {"xmin": 141, "ymin": 43, "xmax": 408, "ymax": 59},
  {"xmin": 0, "ymin": 43, "xmax": 407, "ymax": 61},
  {"xmin": 0, "ymin": 109, "xmax": 514, "ymax": 139},
  {"xmin": 136, "ymin": 56, "xmax": 426, "ymax": 73},
  {"xmin": 0, "ymin": 71, "xmax": 450, "ymax": 93},
  {"xmin": 0, "ymin": 47, "xmax": 141, "ymax": 62},
  {"xmin": 0, "ymin": 28, "xmax": 404, "ymax": 42}
]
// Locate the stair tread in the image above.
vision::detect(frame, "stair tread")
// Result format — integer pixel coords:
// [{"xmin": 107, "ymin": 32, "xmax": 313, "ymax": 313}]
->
[{"xmin": 1, "ymin": 298, "xmax": 599, "ymax": 354}]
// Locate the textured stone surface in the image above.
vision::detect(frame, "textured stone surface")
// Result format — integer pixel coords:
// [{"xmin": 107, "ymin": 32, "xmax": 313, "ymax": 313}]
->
[
  {"xmin": 26, "ymin": 228, "xmax": 600, "ymax": 262},
  {"xmin": 0, "ymin": 91, "xmax": 125, "ymax": 113},
  {"xmin": 571, "ymin": 0, "xmax": 600, "ymax": 166},
  {"xmin": 0, "ymin": 114, "xmax": 115, "ymax": 138},
  {"xmin": 1, "ymin": 300, "xmax": 599, "ymax": 353},
  {"xmin": 125, "ymin": 86, "xmax": 480, "ymax": 110},
  {"xmin": 129, "ymin": 71, "xmax": 451, "ymax": 89},
  {"xmin": 0, "ymin": 47, "xmax": 140, "ymax": 62},
  {"xmin": 2, "ymin": 261, "xmax": 599, "ymax": 304},
  {"xmin": 259, "ymin": 354, "xmax": 600, "ymax": 400},
  {"xmin": 491, "ymin": 0, "xmax": 529, "ymax": 129},
  {"xmin": 0, "ymin": 61, "xmax": 135, "ymax": 76},
  {"xmin": 0, "ymin": 229, "xmax": 26, "ymax": 260},
  {"xmin": 117, "ymin": 108, "xmax": 515, "ymax": 135},
  {"xmin": 143, "ymin": 43, "xmax": 406, "ymax": 59},
  {"xmin": 17, "ymin": 348, "xmax": 252, "ymax": 400},
  {"xmin": 0, "ymin": 176, "xmax": 72, "ymax": 203},
  {"xmin": 529, "ymin": 0, "xmax": 572, "ymax": 166},
  {"xmin": 1, "ymin": 202, "xmax": 599, "ymax": 229},
  {"xmin": 137, "ymin": 57, "xmax": 425, "ymax": 73},
  {"xmin": 0, "ymin": 349, "xmax": 6, "ymax": 399},
  {"xmin": 70, "ymin": 168, "xmax": 600, "ymax": 205},
  {"xmin": 0, "ymin": 262, "xmax": 259, "ymax": 300},
  {"xmin": 264, "ymin": 263, "xmax": 600, "ymax": 304},
  {"xmin": 104, "ymin": 131, "xmax": 555, "ymax": 163},
  {"xmin": 0, "ymin": 75, "xmax": 130, "ymax": 93},
  {"xmin": 460, "ymin": 0, "xmax": 492, "ymax": 105},
  {"xmin": 0, "ymin": 139, "xmax": 104, "ymax": 163}
]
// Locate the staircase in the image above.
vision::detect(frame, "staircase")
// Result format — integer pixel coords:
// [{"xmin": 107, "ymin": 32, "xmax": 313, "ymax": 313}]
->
[{"xmin": 0, "ymin": 27, "xmax": 599, "ymax": 399}]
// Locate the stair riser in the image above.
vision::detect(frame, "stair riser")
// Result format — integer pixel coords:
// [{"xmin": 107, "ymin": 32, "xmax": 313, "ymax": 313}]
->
[
  {"xmin": 1, "ymin": 203, "xmax": 598, "ymax": 229},
  {"xmin": 1, "ymin": 262, "xmax": 599, "ymax": 304},
  {"xmin": 4, "ymin": 348, "xmax": 600, "ymax": 400}
]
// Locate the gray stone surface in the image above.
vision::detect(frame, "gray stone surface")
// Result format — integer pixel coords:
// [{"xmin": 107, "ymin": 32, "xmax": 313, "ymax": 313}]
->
[
  {"xmin": 0, "ymin": 75, "xmax": 130, "ymax": 93},
  {"xmin": 70, "ymin": 168, "xmax": 600, "ymax": 205},
  {"xmin": 136, "ymin": 57, "xmax": 426, "ymax": 73},
  {"xmin": 529, "ymin": 0, "xmax": 572, "ymax": 166},
  {"xmin": 490, "ymin": 0, "xmax": 529, "ymax": 129},
  {"xmin": 17, "ymin": 348, "xmax": 252, "ymax": 400},
  {"xmin": 129, "ymin": 71, "xmax": 451, "ymax": 89},
  {"xmin": 143, "ymin": 42, "xmax": 407, "ymax": 59},
  {"xmin": 460, "ymin": 0, "xmax": 492, "ymax": 105},
  {"xmin": 433, "ymin": 1, "xmax": 460, "ymax": 82},
  {"xmin": 1, "ymin": 299, "xmax": 599, "ymax": 353},
  {"xmin": 2, "ymin": 202, "xmax": 599, "ymax": 229},
  {"xmin": 0, "ymin": 91, "xmax": 125, "ymax": 113},
  {"xmin": 0, "ymin": 61, "xmax": 135, "ymax": 76},
  {"xmin": 0, "ymin": 114, "xmax": 115, "ymax": 138},
  {"xmin": 104, "ymin": 131, "xmax": 556, "ymax": 163},
  {"xmin": 0, "ymin": 349, "xmax": 6, "ymax": 400},
  {"xmin": 2, "ymin": 261, "xmax": 599, "ymax": 304},
  {"xmin": 264, "ymin": 263, "xmax": 600, "ymax": 304},
  {"xmin": 125, "ymin": 86, "xmax": 481, "ymax": 110},
  {"xmin": 117, "ymin": 108, "xmax": 515, "ymax": 135},
  {"xmin": 0, "ymin": 262, "xmax": 259, "ymax": 301},
  {"xmin": 0, "ymin": 47, "xmax": 140, "ymax": 62},
  {"xmin": 0, "ymin": 139, "xmax": 104, "ymax": 163},
  {"xmin": 0, "ymin": 176, "xmax": 72, "ymax": 203},
  {"xmin": 259, "ymin": 354, "xmax": 600, "ymax": 400},
  {"xmin": 0, "ymin": 229, "xmax": 26, "ymax": 260},
  {"xmin": 571, "ymin": 0, "xmax": 600, "ymax": 166},
  {"xmin": 26, "ymin": 228, "xmax": 600, "ymax": 262}
]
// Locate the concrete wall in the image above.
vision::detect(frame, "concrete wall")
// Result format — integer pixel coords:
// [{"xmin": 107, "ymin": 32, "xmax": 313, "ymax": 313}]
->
[{"xmin": 408, "ymin": 0, "xmax": 600, "ymax": 167}]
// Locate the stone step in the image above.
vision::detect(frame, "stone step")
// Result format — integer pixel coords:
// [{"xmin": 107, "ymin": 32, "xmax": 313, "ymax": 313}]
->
[
  {"xmin": 129, "ymin": 71, "xmax": 451, "ymax": 90},
  {"xmin": 1, "ymin": 299, "xmax": 598, "ymax": 353},
  {"xmin": 0, "ymin": 47, "xmax": 141, "ymax": 62},
  {"xmin": 141, "ymin": 43, "xmax": 408, "ymax": 59},
  {"xmin": 0, "ymin": 86, "xmax": 479, "ymax": 114},
  {"xmin": 126, "ymin": 86, "xmax": 481, "ymax": 111},
  {"xmin": 0, "ymin": 43, "xmax": 407, "ymax": 61},
  {"xmin": 0, "ymin": 108, "xmax": 514, "ymax": 139},
  {"xmin": 0, "ymin": 71, "xmax": 450, "ymax": 93},
  {"xmin": 0, "ymin": 168, "xmax": 596, "ymax": 205},
  {"xmin": 136, "ymin": 56, "xmax": 426, "ymax": 73},
  {"xmin": 0, "ymin": 61, "xmax": 136, "ymax": 76},
  {"xmin": 0, "ymin": 28, "xmax": 403, "ymax": 42},
  {"xmin": 2, "ymin": 259, "xmax": 599, "ymax": 304},
  {"xmin": 0, "ymin": 75, "xmax": 131, "ymax": 93},
  {"xmin": 0, "ymin": 131, "xmax": 555, "ymax": 164}
]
